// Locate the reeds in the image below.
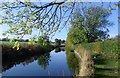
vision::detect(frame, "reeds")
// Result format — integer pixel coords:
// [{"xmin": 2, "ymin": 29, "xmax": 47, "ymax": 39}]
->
[{"xmin": 75, "ymin": 46, "xmax": 94, "ymax": 76}]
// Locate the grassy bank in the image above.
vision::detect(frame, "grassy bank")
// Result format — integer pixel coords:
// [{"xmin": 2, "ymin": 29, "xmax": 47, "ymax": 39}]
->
[
  {"xmin": 66, "ymin": 39, "xmax": 119, "ymax": 76},
  {"xmin": 1, "ymin": 41, "xmax": 54, "ymax": 62},
  {"xmin": 80, "ymin": 39, "xmax": 119, "ymax": 76},
  {"xmin": 81, "ymin": 39, "xmax": 118, "ymax": 59}
]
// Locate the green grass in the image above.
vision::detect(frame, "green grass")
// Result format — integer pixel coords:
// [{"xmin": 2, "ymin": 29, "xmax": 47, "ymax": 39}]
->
[
  {"xmin": 0, "ymin": 41, "xmax": 38, "ymax": 46},
  {"xmin": 81, "ymin": 39, "xmax": 118, "ymax": 56},
  {"xmin": 0, "ymin": 41, "xmax": 14, "ymax": 46},
  {"xmin": 80, "ymin": 39, "xmax": 119, "ymax": 76}
]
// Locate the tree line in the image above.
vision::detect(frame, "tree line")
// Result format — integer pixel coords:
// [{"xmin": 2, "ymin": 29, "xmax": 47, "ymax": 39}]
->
[
  {"xmin": 0, "ymin": 38, "xmax": 29, "ymax": 42},
  {"xmin": 55, "ymin": 38, "xmax": 66, "ymax": 46}
]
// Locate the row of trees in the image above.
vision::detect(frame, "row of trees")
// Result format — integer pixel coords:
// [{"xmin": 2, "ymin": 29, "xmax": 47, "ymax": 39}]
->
[
  {"xmin": 66, "ymin": 6, "xmax": 113, "ymax": 46},
  {"xmin": 55, "ymin": 39, "xmax": 65, "ymax": 46},
  {"xmin": 0, "ymin": 38, "xmax": 29, "ymax": 42}
]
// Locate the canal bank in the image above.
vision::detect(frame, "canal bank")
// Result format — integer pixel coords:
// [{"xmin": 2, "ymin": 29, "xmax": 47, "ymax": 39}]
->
[
  {"xmin": 1, "ymin": 43, "xmax": 55, "ymax": 63},
  {"xmin": 74, "ymin": 46, "xmax": 94, "ymax": 76}
]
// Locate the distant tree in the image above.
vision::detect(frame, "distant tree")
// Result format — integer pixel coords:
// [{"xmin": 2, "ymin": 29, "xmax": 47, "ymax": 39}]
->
[
  {"xmin": 2, "ymin": 38, "xmax": 7, "ymax": 41},
  {"xmin": 38, "ymin": 35, "xmax": 50, "ymax": 47},
  {"xmin": 8, "ymin": 39, "xmax": 10, "ymax": 41},
  {"xmin": 14, "ymin": 39, "xmax": 17, "ymax": 42},
  {"xmin": 25, "ymin": 39, "xmax": 29, "ymax": 42},
  {"xmin": 55, "ymin": 39, "xmax": 59, "ymax": 42},
  {"xmin": 19, "ymin": 39, "xmax": 23, "ymax": 42},
  {"xmin": 61, "ymin": 40, "xmax": 65, "ymax": 44},
  {"xmin": 55, "ymin": 38, "xmax": 61, "ymax": 46}
]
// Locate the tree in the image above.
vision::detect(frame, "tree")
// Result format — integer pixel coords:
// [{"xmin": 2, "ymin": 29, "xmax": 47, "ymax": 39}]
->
[
  {"xmin": 38, "ymin": 35, "xmax": 50, "ymax": 47},
  {"xmin": 55, "ymin": 38, "xmax": 61, "ymax": 46},
  {"xmin": 25, "ymin": 39, "xmax": 29, "ymax": 42},
  {"xmin": 0, "ymin": 1, "xmax": 75, "ymax": 40},
  {"xmin": 61, "ymin": 40, "xmax": 65, "ymax": 44},
  {"xmin": 0, "ymin": 1, "xmax": 114, "ymax": 40},
  {"xmin": 2, "ymin": 38, "xmax": 7, "ymax": 41},
  {"xmin": 67, "ymin": 26, "xmax": 87, "ymax": 45},
  {"xmin": 70, "ymin": 6, "xmax": 113, "ymax": 43}
]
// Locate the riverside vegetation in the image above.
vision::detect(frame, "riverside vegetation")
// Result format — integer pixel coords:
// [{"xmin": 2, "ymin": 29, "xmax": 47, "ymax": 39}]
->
[
  {"xmin": 65, "ymin": 6, "xmax": 119, "ymax": 76},
  {"xmin": 0, "ymin": 1, "xmax": 119, "ymax": 77}
]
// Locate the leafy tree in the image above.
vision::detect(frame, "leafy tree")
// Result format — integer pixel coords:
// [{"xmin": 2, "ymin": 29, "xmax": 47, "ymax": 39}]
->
[
  {"xmin": 67, "ymin": 26, "xmax": 87, "ymax": 45},
  {"xmin": 55, "ymin": 39, "xmax": 59, "ymax": 42},
  {"xmin": 61, "ymin": 40, "xmax": 65, "ymax": 44},
  {"xmin": 70, "ymin": 6, "xmax": 113, "ymax": 43},
  {"xmin": 2, "ymin": 38, "xmax": 7, "ymax": 41},
  {"xmin": 0, "ymin": 1, "xmax": 75, "ymax": 39},
  {"xmin": 55, "ymin": 38, "xmax": 61, "ymax": 46},
  {"xmin": 38, "ymin": 35, "xmax": 50, "ymax": 47}
]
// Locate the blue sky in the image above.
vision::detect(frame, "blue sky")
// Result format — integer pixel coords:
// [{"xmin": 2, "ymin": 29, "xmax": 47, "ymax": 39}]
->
[{"xmin": 0, "ymin": 2, "xmax": 118, "ymax": 41}]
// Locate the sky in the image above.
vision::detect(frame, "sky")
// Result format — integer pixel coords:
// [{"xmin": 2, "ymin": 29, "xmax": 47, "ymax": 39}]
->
[{"xmin": 0, "ymin": 1, "xmax": 119, "ymax": 42}]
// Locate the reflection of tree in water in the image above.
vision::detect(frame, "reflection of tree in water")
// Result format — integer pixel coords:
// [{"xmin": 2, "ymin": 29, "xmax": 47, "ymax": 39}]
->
[
  {"xmin": 55, "ymin": 48, "xmax": 61, "ymax": 53},
  {"xmin": 55, "ymin": 47, "xmax": 65, "ymax": 53},
  {"xmin": 2, "ymin": 54, "xmax": 40, "ymax": 73},
  {"xmin": 37, "ymin": 53, "xmax": 51, "ymax": 69},
  {"xmin": 66, "ymin": 51, "xmax": 79, "ymax": 76}
]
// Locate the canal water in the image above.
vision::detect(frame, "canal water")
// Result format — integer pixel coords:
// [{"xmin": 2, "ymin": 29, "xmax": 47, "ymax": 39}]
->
[{"xmin": 1, "ymin": 47, "xmax": 79, "ymax": 76}]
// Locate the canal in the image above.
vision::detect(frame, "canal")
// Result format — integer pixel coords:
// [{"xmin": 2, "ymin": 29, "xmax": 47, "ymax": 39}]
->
[{"xmin": 1, "ymin": 47, "xmax": 79, "ymax": 76}]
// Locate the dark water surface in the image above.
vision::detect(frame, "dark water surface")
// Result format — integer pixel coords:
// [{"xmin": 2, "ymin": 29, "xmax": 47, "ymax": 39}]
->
[{"xmin": 1, "ymin": 48, "xmax": 79, "ymax": 76}]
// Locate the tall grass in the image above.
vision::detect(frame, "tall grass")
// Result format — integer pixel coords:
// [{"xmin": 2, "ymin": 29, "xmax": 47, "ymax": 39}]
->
[{"xmin": 81, "ymin": 39, "xmax": 118, "ymax": 56}]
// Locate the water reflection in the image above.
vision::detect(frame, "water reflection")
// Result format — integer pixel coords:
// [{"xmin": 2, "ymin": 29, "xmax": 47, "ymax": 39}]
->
[
  {"xmin": 2, "ymin": 47, "xmax": 80, "ymax": 76},
  {"xmin": 55, "ymin": 47, "xmax": 65, "ymax": 52},
  {"xmin": 37, "ymin": 53, "xmax": 50, "ymax": 69},
  {"xmin": 66, "ymin": 51, "xmax": 79, "ymax": 76},
  {"xmin": 2, "ymin": 53, "xmax": 41, "ymax": 73}
]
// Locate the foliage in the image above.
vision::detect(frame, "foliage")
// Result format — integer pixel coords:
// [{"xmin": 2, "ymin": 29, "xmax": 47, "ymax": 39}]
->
[
  {"xmin": 67, "ymin": 26, "xmax": 87, "ymax": 45},
  {"xmin": 55, "ymin": 38, "xmax": 61, "ymax": 46},
  {"xmin": 28, "ymin": 40, "xmax": 35, "ymax": 45},
  {"xmin": 0, "ymin": 38, "xmax": 29, "ymax": 42},
  {"xmin": 81, "ymin": 39, "xmax": 118, "ymax": 56},
  {"xmin": 0, "ymin": 1, "xmax": 75, "ymax": 39},
  {"xmin": 66, "ymin": 51, "xmax": 79, "ymax": 74},
  {"xmin": 38, "ymin": 35, "xmax": 50, "ymax": 47},
  {"xmin": 61, "ymin": 40, "xmax": 65, "ymax": 44},
  {"xmin": 70, "ymin": 6, "xmax": 113, "ymax": 43},
  {"xmin": 12, "ymin": 41, "xmax": 20, "ymax": 50}
]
